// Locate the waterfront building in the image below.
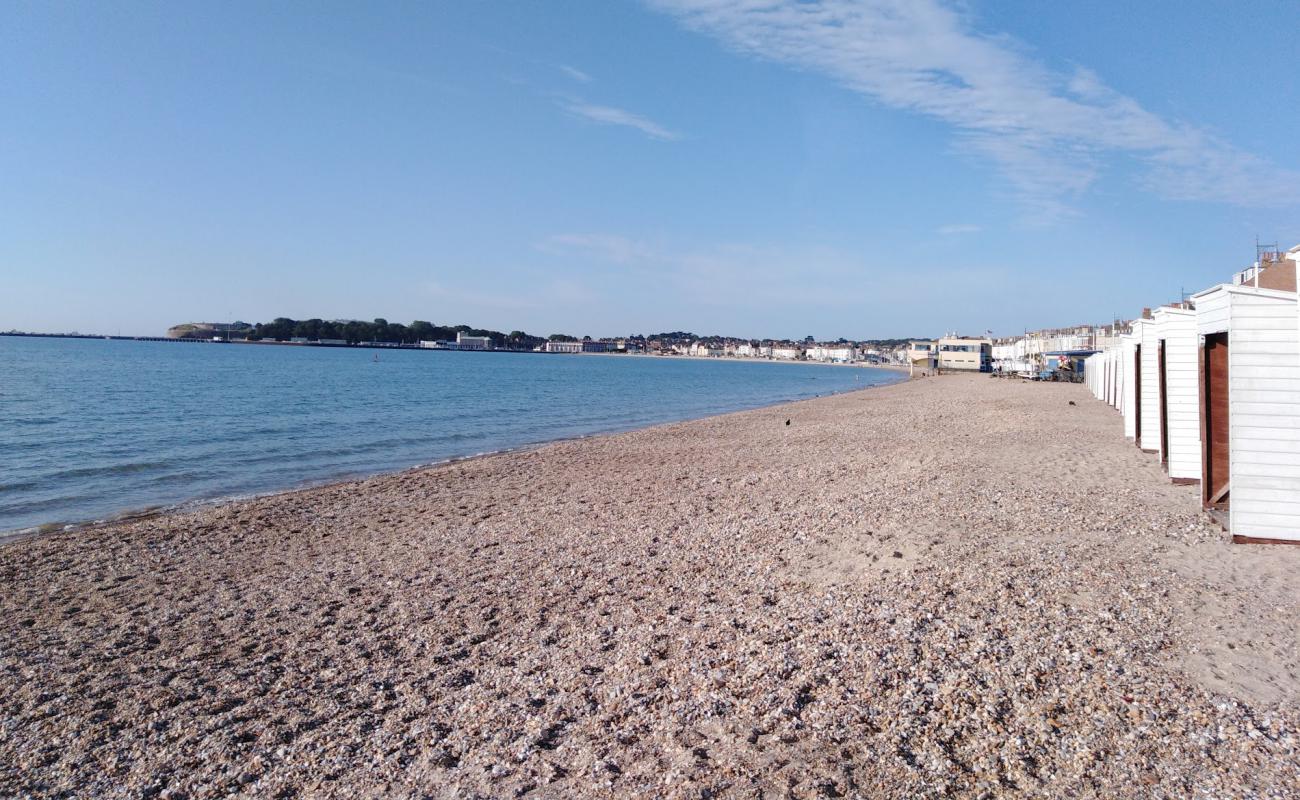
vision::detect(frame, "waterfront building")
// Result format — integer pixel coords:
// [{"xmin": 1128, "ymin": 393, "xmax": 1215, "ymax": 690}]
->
[
  {"xmin": 907, "ymin": 341, "xmax": 937, "ymax": 376},
  {"xmin": 1232, "ymin": 245, "xmax": 1298, "ymax": 292},
  {"xmin": 771, "ymin": 346, "xmax": 802, "ymax": 360},
  {"xmin": 544, "ymin": 340, "xmax": 583, "ymax": 353},
  {"xmin": 937, "ymin": 336, "xmax": 992, "ymax": 372},
  {"xmin": 456, "ymin": 333, "xmax": 492, "ymax": 350},
  {"xmin": 806, "ymin": 345, "xmax": 858, "ymax": 363}
]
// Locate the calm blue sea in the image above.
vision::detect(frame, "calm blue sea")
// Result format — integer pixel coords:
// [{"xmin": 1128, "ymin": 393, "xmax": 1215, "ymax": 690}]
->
[{"xmin": 0, "ymin": 337, "xmax": 899, "ymax": 533}]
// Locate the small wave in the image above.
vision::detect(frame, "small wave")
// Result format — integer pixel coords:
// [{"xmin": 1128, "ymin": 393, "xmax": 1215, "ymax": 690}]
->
[
  {"xmin": 7, "ymin": 416, "xmax": 59, "ymax": 427},
  {"xmin": 36, "ymin": 459, "xmax": 178, "ymax": 482}
]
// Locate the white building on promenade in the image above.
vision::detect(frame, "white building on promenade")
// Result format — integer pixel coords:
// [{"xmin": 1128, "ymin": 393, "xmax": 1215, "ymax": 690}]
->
[{"xmin": 805, "ymin": 345, "xmax": 857, "ymax": 363}]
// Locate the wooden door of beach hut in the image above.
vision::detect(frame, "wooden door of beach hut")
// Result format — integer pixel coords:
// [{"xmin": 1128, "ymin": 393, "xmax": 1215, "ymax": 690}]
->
[
  {"xmin": 1137, "ymin": 318, "xmax": 1161, "ymax": 454},
  {"xmin": 1158, "ymin": 340, "xmax": 1169, "ymax": 462},
  {"xmin": 1192, "ymin": 283, "xmax": 1300, "ymax": 543},
  {"xmin": 1153, "ymin": 307, "xmax": 1201, "ymax": 484}
]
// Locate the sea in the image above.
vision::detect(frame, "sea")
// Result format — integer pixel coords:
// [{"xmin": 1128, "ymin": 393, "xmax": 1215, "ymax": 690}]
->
[{"xmin": 0, "ymin": 336, "xmax": 900, "ymax": 534}]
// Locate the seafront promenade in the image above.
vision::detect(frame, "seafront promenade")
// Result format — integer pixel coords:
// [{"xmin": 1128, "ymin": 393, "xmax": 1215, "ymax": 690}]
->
[{"xmin": 2, "ymin": 374, "xmax": 1297, "ymax": 798}]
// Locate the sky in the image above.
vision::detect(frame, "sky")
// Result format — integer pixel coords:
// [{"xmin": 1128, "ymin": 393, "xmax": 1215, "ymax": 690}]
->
[{"xmin": 3, "ymin": 1, "xmax": 1298, "ymax": 340}]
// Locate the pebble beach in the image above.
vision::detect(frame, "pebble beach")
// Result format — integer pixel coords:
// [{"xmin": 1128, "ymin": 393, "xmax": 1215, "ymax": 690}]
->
[{"xmin": 2, "ymin": 373, "xmax": 1298, "ymax": 798}]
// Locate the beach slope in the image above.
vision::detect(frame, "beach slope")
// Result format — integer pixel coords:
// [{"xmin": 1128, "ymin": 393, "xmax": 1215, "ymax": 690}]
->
[{"xmin": 2, "ymin": 374, "xmax": 1297, "ymax": 798}]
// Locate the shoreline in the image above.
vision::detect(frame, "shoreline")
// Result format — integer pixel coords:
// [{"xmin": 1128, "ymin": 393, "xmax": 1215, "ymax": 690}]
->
[
  {"xmin": 0, "ymin": 372, "xmax": 905, "ymax": 544},
  {"xmin": 4, "ymin": 333, "xmax": 913, "ymax": 371},
  {"xmin": 5, "ymin": 373, "xmax": 1295, "ymax": 798}
]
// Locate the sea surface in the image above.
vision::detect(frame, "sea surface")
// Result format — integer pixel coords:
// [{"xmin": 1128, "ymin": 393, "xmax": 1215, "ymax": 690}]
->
[{"xmin": 0, "ymin": 337, "xmax": 900, "ymax": 533}]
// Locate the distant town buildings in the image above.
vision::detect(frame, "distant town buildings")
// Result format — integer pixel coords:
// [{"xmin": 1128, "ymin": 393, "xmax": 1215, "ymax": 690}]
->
[
  {"xmin": 992, "ymin": 323, "xmax": 1130, "ymax": 375},
  {"xmin": 689, "ymin": 342, "xmax": 724, "ymax": 357}
]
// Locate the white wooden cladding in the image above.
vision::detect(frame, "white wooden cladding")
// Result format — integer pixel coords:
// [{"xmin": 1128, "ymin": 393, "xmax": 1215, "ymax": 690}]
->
[
  {"xmin": 1153, "ymin": 307, "xmax": 1201, "ymax": 482},
  {"xmin": 1136, "ymin": 319, "xmax": 1161, "ymax": 452},
  {"xmin": 1121, "ymin": 334, "xmax": 1138, "ymax": 440}
]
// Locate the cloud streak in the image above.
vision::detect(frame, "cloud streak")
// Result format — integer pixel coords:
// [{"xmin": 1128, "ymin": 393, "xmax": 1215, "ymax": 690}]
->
[
  {"xmin": 647, "ymin": 0, "xmax": 1297, "ymax": 218},
  {"xmin": 559, "ymin": 64, "xmax": 593, "ymax": 83},
  {"xmin": 537, "ymin": 233, "xmax": 657, "ymax": 264},
  {"xmin": 562, "ymin": 101, "xmax": 681, "ymax": 141}
]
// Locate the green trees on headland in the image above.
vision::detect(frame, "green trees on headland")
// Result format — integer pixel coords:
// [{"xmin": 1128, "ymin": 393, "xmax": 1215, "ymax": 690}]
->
[{"xmin": 232, "ymin": 318, "xmax": 549, "ymax": 349}]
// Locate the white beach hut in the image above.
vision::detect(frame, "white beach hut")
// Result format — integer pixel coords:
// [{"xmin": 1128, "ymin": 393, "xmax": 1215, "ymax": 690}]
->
[
  {"xmin": 1112, "ymin": 348, "xmax": 1123, "ymax": 411},
  {"xmin": 1121, "ymin": 334, "xmax": 1138, "ymax": 439},
  {"xmin": 1103, "ymin": 351, "xmax": 1111, "ymax": 405},
  {"xmin": 1191, "ymin": 283, "xmax": 1300, "ymax": 544},
  {"xmin": 1136, "ymin": 317, "xmax": 1162, "ymax": 453},
  {"xmin": 1110, "ymin": 348, "xmax": 1122, "ymax": 409},
  {"xmin": 1151, "ymin": 306, "xmax": 1200, "ymax": 483},
  {"xmin": 1086, "ymin": 353, "xmax": 1102, "ymax": 400},
  {"xmin": 1106, "ymin": 348, "xmax": 1120, "ymax": 408}
]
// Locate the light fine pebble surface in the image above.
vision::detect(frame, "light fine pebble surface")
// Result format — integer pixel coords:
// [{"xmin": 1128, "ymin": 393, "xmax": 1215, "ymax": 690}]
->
[{"xmin": 2, "ymin": 374, "xmax": 1298, "ymax": 798}]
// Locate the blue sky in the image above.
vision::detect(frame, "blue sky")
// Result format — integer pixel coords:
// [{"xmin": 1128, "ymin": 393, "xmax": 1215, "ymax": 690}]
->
[{"xmin": 3, "ymin": 1, "xmax": 1298, "ymax": 339}]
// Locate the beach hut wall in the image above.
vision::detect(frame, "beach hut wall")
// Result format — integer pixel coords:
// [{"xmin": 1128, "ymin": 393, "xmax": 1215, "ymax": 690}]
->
[
  {"xmin": 1152, "ymin": 307, "xmax": 1201, "ymax": 483},
  {"xmin": 1121, "ymin": 334, "xmax": 1138, "ymax": 439},
  {"xmin": 1136, "ymin": 318, "xmax": 1161, "ymax": 453},
  {"xmin": 1103, "ymin": 351, "xmax": 1110, "ymax": 404},
  {"xmin": 1107, "ymin": 348, "xmax": 1119, "ymax": 408},
  {"xmin": 1112, "ymin": 348, "xmax": 1123, "ymax": 411},
  {"xmin": 1111, "ymin": 348, "xmax": 1121, "ymax": 409},
  {"xmin": 1192, "ymin": 283, "xmax": 1300, "ymax": 544}
]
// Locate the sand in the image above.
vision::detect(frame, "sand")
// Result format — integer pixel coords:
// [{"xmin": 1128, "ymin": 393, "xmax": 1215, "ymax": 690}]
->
[{"xmin": 2, "ymin": 374, "xmax": 1297, "ymax": 798}]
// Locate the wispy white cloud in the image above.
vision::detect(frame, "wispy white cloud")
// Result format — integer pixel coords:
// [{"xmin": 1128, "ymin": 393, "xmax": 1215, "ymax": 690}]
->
[
  {"xmin": 559, "ymin": 64, "xmax": 593, "ymax": 83},
  {"xmin": 537, "ymin": 233, "xmax": 657, "ymax": 264},
  {"xmin": 536, "ymin": 232, "xmax": 1007, "ymax": 306},
  {"xmin": 938, "ymin": 223, "xmax": 982, "ymax": 236},
  {"xmin": 562, "ymin": 101, "xmax": 681, "ymax": 141},
  {"xmin": 647, "ymin": 0, "xmax": 1298, "ymax": 218}
]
